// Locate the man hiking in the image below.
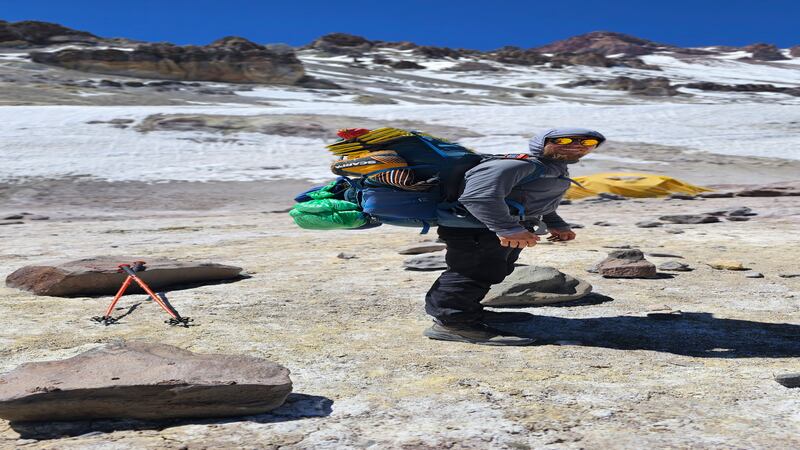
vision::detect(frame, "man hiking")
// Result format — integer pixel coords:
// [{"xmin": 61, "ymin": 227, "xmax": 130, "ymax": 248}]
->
[{"xmin": 423, "ymin": 127, "xmax": 605, "ymax": 346}]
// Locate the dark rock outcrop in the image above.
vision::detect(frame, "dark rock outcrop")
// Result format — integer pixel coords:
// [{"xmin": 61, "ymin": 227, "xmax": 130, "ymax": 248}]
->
[
  {"xmin": 0, "ymin": 341, "xmax": 291, "ymax": 422},
  {"xmin": 551, "ymin": 51, "xmax": 614, "ymax": 68},
  {"xmin": 564, "ymin": 76, "xmax": 678, "ymax": 96},
  {"xmin": 535, "ymin": 31, "xmax": 673, "ymax": 56},
  {"xmin": 0, "ymin": 20, "xmax": 98, "ymax": 47},
  {"xmin": 603, "ymin": 76, "xmax": 679, "ymax": 96},
  {"xmin": 790, "ymin": 46, "xmax": 800, "ymax": 58},
  {"xmin": 413, "ymin": 46, "xmax": 465, "ymax": 59},
  {"xmin": 735, "ymin": 185, "xmax": 800, "ymax": 197},
  {"xmin": 445, "ymin": 61, "xmax": 502, "ymax": 72},
  {"xmin": 390, "ymin": 60, "xmax": 425, "ymax": 70},
  {"xmin": 743, "ymin": 43, "xmax": 788, "ymax": 61},
  {"xmin": 679, "ymin": 82, "xmax": 800, "ymax": 97},
  {"xmin": 31, "ymin": 36, "xmax": 305, "ymax": 84},
  {"xmin": 5, "ymin": 256, "xmax": 243, "ymax": 297},
  {"xmin": 308, "ymin": 32, "xmax": 374, "ymax": 55}
]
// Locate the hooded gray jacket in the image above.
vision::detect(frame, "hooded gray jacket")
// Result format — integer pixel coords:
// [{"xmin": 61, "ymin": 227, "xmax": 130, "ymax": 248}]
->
[{"xmin": 458, "ymin": 128, "xmax": 605, "ymax": 236}]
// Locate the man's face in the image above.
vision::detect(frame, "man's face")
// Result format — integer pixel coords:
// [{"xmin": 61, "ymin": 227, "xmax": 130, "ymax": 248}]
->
[{"xmin": 542, "ymin": 136, "xmax": 598, "ymax": 162}]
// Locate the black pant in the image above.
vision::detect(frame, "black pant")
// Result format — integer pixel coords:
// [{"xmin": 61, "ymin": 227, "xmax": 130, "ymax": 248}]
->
[{"xmin": 425, "ymin": 226, "xmax": 523, "ymax": 324}]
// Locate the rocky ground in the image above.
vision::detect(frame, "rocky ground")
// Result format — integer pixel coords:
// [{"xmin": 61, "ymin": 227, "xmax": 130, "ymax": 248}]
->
[{"xmin": 1, "ymin": 178, "xmax": 799, "ymax": 449}]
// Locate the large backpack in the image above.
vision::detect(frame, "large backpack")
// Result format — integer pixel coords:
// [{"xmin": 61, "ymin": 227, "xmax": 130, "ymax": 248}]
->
[{"xmin": 291, "ymin": 128, "xmax": 544, "ymax": 234}]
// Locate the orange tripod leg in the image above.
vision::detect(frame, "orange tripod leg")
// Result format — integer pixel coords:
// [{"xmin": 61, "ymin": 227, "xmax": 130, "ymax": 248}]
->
[
  {"xmin": 128, "ymin": 275, "xmax": 181, "ymax": 320},
  {"xmin": 103, "ymin": 275, "xmax": 133, "ymax": 318}
]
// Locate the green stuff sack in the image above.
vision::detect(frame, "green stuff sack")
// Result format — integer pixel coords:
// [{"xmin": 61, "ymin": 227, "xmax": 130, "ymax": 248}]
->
[{"xmin": 289, "ymin": 199, "xmax": 369, "ymax": 230}]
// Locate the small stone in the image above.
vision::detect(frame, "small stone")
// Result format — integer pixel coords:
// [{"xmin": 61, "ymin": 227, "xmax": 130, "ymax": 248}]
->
[
  {"xmin": 403, "ymin": 253, "xmax": 447, "ymax": 271},
  {"xmin": 659, "ymin": 214, "xmax": 720, "ymax": 224},
  {"xmin": 779, "ymin": 273, "xmax": 800, "ymax": 279},
  {"xmin": 598, "ymin": 193, "xmax": 627, "ymax": 200},
  {"xmin": 648, "ymin": 253, "xmax": 684, "ymax": 258},
  {"xmin": 636, "ymin": 220, "xmax": 662, "ymax": 228},
  {"xmin": 27, "ymin": 215, "xmax": 50, "ymax": 221},
  {"xmin": 706, "ymin": 207, "xmax": 755, "ymax": 217},
  {"xmin": 726, "ymin": 216, "xmax": 751, "ymax": 221},
  {"xmin": 2, "ymin": 214, "xmax": 24, "ymax": 220},
  {"xmin": 602, "ymin": 244, "xmax": 632, "ymax": 249},
  {"xmin": 593, "ymin": 221, "xmax": 615, "ymax": 226},
  {"xmin": 0, "ymin": 221, "xmax": 25, "ymax": 226},
  {"xmin": 397, "ymin": 243, "xmax": 446, "ymax": 255},
  {"xmin": 698, "ymin": 192, "xmax": 735, "ymax": 198},
  {"xmin": 569, "ymin": 223, "xmax": 584, "ymax": 229},
  {"xmin": 336, "ymin": 252, "xmax": 357, "ymax": 259},
  {"xmin": 596, "ymin": 249, "xmax": 657, "ymax": 278},
  {"xmin": 666, "ymin": 194, "xmax": 697, "ymax": 200},
  {"xmin": 665, "ymin": 229, "xmax": 685, "ymax": 234},
  {"xmin": 658, "ymin": 261, "xmax": 692, "ymax": 271},
  {"xmin": 775, "ymin": 373, "xmax": 800, "ymax": 388},
  {"xmin": 744, "ymin": 271, "xmax": 764, "ymax": 278},
  {"xmin": 707, "ymin": 260, "xmax": 746, "ymax": 271}
]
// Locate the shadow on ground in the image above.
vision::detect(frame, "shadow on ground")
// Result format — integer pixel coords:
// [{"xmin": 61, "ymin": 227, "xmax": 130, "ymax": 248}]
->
[
  {"xmin": 9, "ymin": 393, "xmax": 333, "ymax": 440},
  {"xmin": 497, "ymin": 311, "xmax": 800, "ymax": 358}
]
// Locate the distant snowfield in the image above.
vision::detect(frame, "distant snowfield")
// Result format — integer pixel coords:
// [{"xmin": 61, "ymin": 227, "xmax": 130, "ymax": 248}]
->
[{"xmin": 1, "ymin": 103, "xmax": 799, "ymax": 182}]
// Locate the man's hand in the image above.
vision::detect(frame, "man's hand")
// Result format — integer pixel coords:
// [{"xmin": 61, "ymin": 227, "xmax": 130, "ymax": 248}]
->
[
  {"xmin": 498, "ymin": 231, "xmax": 540, "ymax": 248},
  {"xmin": 547, "ymin": 228, "xmax": 576, "ymax": 242}
]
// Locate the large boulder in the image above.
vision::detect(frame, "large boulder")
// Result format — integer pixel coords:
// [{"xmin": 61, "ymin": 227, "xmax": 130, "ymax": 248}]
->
[
  {"xmin": 30, "ymin": 36, "xmax": 305, "ymax": 85},
  {"xmin": 5, "ymin": 256, "xmax": 243, "ymax": 297},
  {"xmin": 482, "ymin": 266, "xmax": 592, "ymax": 307},
  {"xmin": 596, "ymin": 249, "xmax": 657, "ymax": 278},
  {"xmin": 0, "ymin": 341, "xmax": 291, "ymax": 422},
  {"xmin": 486, "ymin": 46, "xmax": 550, "ymax": 66}
]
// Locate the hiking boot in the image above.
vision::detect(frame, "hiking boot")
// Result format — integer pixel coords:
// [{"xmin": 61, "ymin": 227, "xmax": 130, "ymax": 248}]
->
[
  {"xmin": 423, "ymin": 322, "xmax": 536, "ymax": 346},
  {"xmin": 479, "ymin": 310, "xmax": 535, "ymax": 323}
]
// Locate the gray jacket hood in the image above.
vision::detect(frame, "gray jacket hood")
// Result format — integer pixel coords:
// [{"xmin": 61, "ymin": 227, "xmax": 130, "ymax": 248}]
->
[{"xmin": 528, "ymin": 128, "xmax": 606, "ymax": 160}]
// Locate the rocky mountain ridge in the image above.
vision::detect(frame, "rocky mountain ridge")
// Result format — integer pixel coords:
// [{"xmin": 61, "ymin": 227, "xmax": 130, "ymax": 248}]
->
[
  {"xmin": 30, "ymin": 36, "xmax": 307, "ymax": 85},
  {"xmin": 1, "ymin": 20, "xmax": 799, "ymax": 106}
]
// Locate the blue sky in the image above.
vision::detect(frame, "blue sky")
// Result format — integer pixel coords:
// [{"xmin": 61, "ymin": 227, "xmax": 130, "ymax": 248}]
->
[{"xmin": 4, "ymin": 0, "xmax": 799, "ymax": 49}]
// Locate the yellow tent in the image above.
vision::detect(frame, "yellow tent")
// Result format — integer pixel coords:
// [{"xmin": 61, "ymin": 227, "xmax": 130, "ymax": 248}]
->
[{"xmin": 565, "ymin": 172, "xmax": 712, "ymax": 200}]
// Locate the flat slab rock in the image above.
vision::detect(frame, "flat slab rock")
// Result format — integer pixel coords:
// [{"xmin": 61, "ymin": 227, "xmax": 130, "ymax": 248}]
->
[
  {"xmin": 403, "ymin": 253, "xmax": 447, "ymax": 271},
  {"xmin": 482, "ymin": 266, "xmax": 592, "ymax": 307},
  {"xmin": 0, "ymin": 341, "xmax": 292, "ymax": 422},
  {"xmin": 5, "ymin": 256, "xmax": 243, "ymax": 297},
  {"xmin": 397, "ymin": 243, "xmax": 446, "ymax": 255}
]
